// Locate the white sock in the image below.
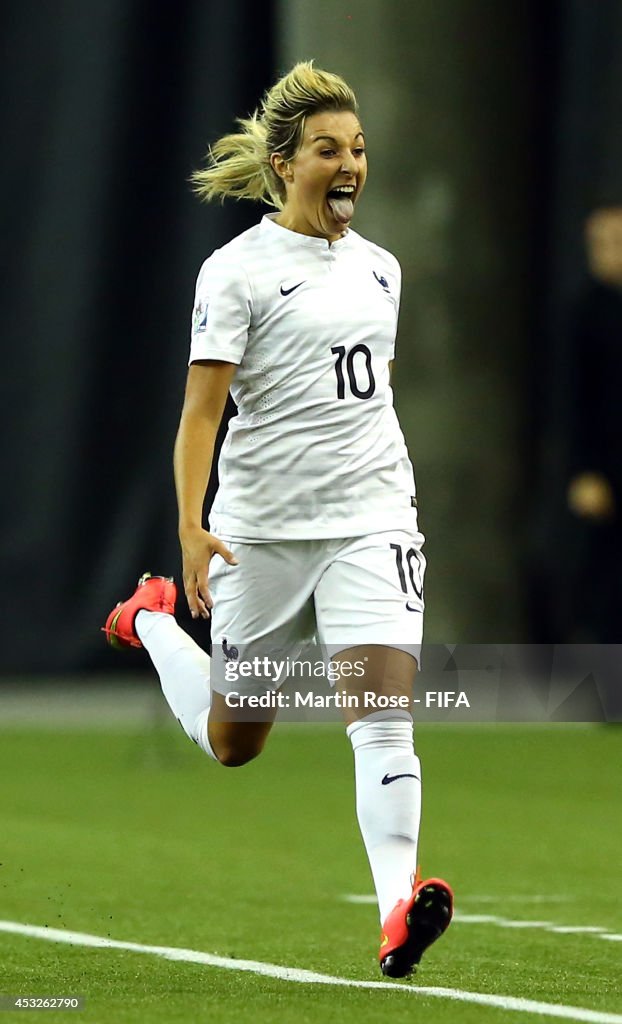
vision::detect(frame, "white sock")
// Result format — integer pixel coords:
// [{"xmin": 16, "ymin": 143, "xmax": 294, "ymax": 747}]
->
[
  {"xmin": 135, "ymin": 610, "xmax": 216, "ymax": 760},
  {"xmin": 347, "ymin": 712, "xmax": 421, "ymax": 923}
]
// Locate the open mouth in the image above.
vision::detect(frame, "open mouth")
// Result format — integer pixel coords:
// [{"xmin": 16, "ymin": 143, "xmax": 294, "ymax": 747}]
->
[{"xmin": 326, "ymin": 185, "xmax": 356, "ymax": 224}]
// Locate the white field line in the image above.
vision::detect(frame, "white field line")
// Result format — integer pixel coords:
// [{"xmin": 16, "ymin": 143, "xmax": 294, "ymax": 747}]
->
[
  {"xmin": 1, "ymin": 920, "xmax": 622, "ymax": 1024},
  {"xmin": 343, "ymin": 896, "xmax": 622, "ymax": 942}
]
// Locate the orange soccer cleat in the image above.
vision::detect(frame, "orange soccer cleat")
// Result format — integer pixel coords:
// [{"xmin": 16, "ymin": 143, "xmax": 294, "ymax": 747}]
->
[
  {"xmin": 379, "ymin": 872, "xmax": 453, "ymax": 978},
  {"xmin": 102, "ymin": 573, "xmax": 177, "ymax": 650}
]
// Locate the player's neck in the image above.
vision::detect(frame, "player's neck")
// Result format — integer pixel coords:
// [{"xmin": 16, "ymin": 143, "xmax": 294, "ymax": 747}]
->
[{"xmin": 274, "ymin": 210, "xmax": 343, "ymax": 245}]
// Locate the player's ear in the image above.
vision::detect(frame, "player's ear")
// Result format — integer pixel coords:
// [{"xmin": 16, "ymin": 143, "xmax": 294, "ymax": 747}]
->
[{"xmin": 271, "ymin": 153, "xmax": 293, "ymax": 183}]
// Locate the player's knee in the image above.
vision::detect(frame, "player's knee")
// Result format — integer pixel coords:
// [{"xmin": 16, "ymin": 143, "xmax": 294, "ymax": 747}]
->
[
  {"xmin": 208, "ymin": 716, "xmax": 272, "ymax": 767},
  {"xmin": 216, "ymin": 748, "xmax": 254, "ymax": 768},
  {"xmin": 215, "ymin": 740, "xmax": 265, "ymax": 768}
]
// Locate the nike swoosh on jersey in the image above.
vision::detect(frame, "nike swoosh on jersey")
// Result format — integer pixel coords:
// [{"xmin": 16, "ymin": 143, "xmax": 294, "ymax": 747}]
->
[
  {"xmin": 405, "ymin": 602, "xmax": 421, "ymax": 612},
  {"xmin": 381, "ymin": 772, "xmax": 418, "ymax": 785},
  {"xmin": 280, "ymin": 281, "xmax": 305, "ymax": 296}
]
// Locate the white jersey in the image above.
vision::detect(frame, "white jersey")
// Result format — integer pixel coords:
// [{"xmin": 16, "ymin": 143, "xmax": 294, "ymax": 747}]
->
[{"xmin": 189, "ymin": 213, "xmax": 417, "ymax": 540}]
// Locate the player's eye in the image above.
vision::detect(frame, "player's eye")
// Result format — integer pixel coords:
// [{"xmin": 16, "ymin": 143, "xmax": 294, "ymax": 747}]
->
[
  {"xmin": 320, "ymin": 149, "xmax": 336, "ymax": 157},
  {"xmin": 354, "ymin": 148, "xmax": 366, "ymax": 156}
]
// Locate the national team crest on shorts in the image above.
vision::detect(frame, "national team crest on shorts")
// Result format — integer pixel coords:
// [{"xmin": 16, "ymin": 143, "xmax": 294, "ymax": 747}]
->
[
  {"xmin": 192, "ymin": 300, "xmax": 208, "ymax": 334},
  {"xmin": 221, "ymin": 638, "xmax": 239, "ymax": 663}
]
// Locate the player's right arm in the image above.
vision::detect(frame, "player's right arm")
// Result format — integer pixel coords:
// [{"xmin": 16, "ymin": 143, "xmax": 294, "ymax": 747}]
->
[{"xmin": 174, "ymin": 359, "xmax": 238, "ymax": 619}]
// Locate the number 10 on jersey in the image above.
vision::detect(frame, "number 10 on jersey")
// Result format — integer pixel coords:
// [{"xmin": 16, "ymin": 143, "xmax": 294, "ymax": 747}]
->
[{"xmin": 331, "ymin": 344, "xmax": 376, "ymax": 399}]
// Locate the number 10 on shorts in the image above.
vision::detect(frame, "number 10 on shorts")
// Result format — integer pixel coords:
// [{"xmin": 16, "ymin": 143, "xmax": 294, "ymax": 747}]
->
[{"xmin": 390, "ymin": 542, "xmax": 424, "ymax": 600}]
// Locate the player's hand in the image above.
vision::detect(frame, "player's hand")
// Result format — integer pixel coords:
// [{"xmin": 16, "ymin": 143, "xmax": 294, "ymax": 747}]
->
[
  {"xmin": 178, "ymin": 525, "xmax": 238, "ymax": 619},
  {"xmin": 567, "ymin": 472, "xmax": 616, "ymax": 521}
]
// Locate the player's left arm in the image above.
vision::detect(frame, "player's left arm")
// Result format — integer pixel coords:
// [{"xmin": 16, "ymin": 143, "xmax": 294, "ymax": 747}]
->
[{"xmin": 388, "ymin": 359, "xmax": 394, "ymax": 381}]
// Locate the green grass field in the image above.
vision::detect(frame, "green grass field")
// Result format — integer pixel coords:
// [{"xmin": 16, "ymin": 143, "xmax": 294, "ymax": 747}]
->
[{"xmin": 0, "ymin": 719, "xmax": 620, "ymax": 1023}]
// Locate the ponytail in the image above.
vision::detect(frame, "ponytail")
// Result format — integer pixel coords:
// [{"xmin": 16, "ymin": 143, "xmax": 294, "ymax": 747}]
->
[{"xmin": 190, "ymin": 60, "xmax": 358, "ymax": 210}]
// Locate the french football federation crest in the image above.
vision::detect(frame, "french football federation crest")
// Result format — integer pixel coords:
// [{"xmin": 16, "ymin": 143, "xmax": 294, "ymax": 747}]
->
[
  {"xmin": 373, "ymin": 271, "xmax": 390, "ymax": 292},
  {"xmin": 221, "ymin": 638, "xmax": 239, "ymax": 663}
]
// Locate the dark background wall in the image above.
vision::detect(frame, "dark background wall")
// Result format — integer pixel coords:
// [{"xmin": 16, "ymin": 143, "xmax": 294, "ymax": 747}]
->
[
  {"xmin": 1, "ymin": 0, "xmax": 274, "ymax": 672},
  {"xmin": 1, "ymin": 0, "xmax": 621, "ymax": 674}
]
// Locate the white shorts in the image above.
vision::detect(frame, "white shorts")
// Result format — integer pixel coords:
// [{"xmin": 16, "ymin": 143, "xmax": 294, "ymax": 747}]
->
[{"xmin": 208, "ymin": 528, "xmax": 426, "ymax": 696}]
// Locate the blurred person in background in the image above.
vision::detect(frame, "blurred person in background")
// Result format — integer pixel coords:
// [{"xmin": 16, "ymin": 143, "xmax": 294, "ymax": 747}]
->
[{"xmin": 564, "ymin": 206, "xmax": 622, "ymax": 641}]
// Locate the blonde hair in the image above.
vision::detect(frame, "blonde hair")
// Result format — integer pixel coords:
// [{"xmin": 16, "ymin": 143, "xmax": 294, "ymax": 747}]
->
[{"xmin": 190, "ymin": 61, "xmax": 358, "ymax": 210}]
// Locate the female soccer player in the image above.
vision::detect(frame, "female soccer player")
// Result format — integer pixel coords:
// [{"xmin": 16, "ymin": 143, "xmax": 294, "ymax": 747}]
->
[{"xmin": 104, "ymin": 61, "xmax": 453, "ymax": 978}]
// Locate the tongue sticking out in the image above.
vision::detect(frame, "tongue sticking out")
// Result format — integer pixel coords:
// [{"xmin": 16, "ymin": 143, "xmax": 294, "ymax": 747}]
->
[{"xmin": 327, "ymin": 194, "xmax": 354, "ymax": 224}]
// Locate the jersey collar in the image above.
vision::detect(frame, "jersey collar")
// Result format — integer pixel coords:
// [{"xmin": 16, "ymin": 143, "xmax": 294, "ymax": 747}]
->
[{"xmin": 261, "ymin": 213, "xmax": 351, "ymax": 251}]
